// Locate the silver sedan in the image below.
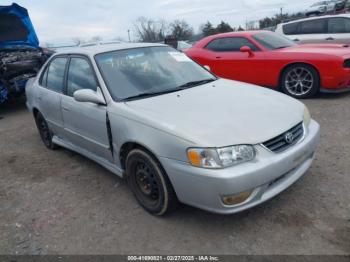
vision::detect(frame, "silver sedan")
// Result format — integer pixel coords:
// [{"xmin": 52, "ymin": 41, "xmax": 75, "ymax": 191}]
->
[{"xmin": 26, "ymin": 43, "xmax": 320, "ymax": 215}]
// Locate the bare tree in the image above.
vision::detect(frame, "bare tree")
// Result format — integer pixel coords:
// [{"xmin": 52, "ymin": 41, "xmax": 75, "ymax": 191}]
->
[
  {"xmin": 134, "ymin": 17, "xmax": 168, "ymax": 42},
  {"xmin": 169, "ymin": 19, "xmax": 193, "ymax": 40}
]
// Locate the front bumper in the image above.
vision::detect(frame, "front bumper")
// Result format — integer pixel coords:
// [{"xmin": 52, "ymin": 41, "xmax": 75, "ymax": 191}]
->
[
  {"xmin": 321, "ymin": 68, "xmax": 350, "ymax": 93},
  {"xmin": 320, "ymin": 86, "xmax": 350, "ymax": 94},
  {"xmin": 160, "ymin": 120, "xmax": 320, "ymax": 214}
]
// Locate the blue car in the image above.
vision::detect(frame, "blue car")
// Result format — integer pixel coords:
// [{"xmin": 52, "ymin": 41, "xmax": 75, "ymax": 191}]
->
[{"xmin": 0, "ymin": 3, "xmax": 52, "ymax": 104}]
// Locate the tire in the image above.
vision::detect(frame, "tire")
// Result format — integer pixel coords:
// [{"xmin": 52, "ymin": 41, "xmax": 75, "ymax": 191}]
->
[
  {"xmin": 280, "ymin": 64, "xmax": 320, "ymax": 99},
  {"xmin": 126, "ymin": 149, "xmax": 178, "ymax": 216},
  {"xmin": 35, "ymin": 112, "xmax": 58, "ymax": 150}
]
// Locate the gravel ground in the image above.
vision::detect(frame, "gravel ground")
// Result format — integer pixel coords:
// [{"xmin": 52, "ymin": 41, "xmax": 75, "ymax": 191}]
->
[{"xmin": 0, "ymin": 94, "xmax": 349, "ymax": 255}]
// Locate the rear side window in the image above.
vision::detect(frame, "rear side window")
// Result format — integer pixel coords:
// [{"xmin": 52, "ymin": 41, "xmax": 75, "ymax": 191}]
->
[
  {"xmin": 67, "ymin": 57, "xmax": 97, "ymax": 97},
  {"xmin": 206, "ymin": 37, "xmax": 259, "ymax": 52},
  {"xmin": 299, "ymin": 19, "xmax": 327, "ymax": 34},
  {"xmin": 283, "ymin": 22, "xmax": 300, "ymax": 35},
  {"xmin": 328, "ymin": 18, "xmax": 350, "ymax": 33},
  {"xmin": 46, "ymin": 57, "xmax": 67, "ymax": 93},
  {"xmin": 39, "ymin": 66, "xmax": 49, "ymax": 87}
]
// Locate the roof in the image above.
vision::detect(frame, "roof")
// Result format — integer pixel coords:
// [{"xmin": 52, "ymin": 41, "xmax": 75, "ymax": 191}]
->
[
  {"xmin": 54, "ymin": 42, "xmax": 167, "ymax": 56},
  {"xmin": 279, "ymin": 13, "xmax": 350, "ymax": 26},
  {"xmin": 201, "ymin": 30, "xmax": 266, "ymax": 40}
]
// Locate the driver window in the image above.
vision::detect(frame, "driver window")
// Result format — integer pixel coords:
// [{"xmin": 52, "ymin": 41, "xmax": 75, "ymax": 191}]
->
[
  {"xmin": 206, "ymin": 37, "xmax": 259, "ymax": 52},
  {"xmin": 67, "ymin": 57, "xmax": 97, "ymax": 97}
]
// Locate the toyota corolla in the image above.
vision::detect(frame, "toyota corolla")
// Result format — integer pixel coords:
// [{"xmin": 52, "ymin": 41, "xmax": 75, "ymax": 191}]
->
[{"xmin": 26, "ymin": 43, "xmax": 320, "ymax": 215}]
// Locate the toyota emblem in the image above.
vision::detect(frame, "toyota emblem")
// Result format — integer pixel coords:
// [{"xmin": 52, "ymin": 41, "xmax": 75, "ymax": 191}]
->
[{"xmin": 284, "ymin": 132, "xmax": 294, "ymax": 144}]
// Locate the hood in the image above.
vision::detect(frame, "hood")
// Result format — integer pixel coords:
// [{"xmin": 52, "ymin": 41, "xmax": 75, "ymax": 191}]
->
[
  {"xmin": 124, "ymin": 79, "xmax": 305, "ymax": 147},
  {"xmin": 277, "ymin": 44, "xmax": 350, "ymax": 56},
  {"xmin": 0, "ymin": 3, "xmax": 39, "ymax": 48}
]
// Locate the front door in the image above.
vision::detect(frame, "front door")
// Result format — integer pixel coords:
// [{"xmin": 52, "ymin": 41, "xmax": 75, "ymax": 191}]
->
[
  {"xmin": 205, "ymin": 37, "xmax": 266, "ymax": 86},
  {"xmin": 327, "ymin": 17, "xmax": 350, "ymax": 44},
  {"xmin": 61, "ymin": 56, "xmax": 113, "ymax": 162}
]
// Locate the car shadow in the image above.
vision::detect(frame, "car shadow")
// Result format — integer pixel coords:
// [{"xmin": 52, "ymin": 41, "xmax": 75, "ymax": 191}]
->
[{"xmin": 312, "ymin": 91, "xmax": 350, "ymax": 100}]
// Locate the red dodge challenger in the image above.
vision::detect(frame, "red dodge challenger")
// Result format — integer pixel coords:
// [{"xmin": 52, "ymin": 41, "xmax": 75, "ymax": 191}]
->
[{"xmin": 185, "ymin": 31, "xmax": 350, "ymax": 98}]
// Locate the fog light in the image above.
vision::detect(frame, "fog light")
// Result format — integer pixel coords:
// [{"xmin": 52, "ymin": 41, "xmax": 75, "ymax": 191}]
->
[{"xmin": 222, "ymin": 190, "xmax": 252, "ymax": 206}]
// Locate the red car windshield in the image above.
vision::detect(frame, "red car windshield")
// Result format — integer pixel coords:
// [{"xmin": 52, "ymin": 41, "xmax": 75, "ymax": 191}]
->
[{"xmin": 253, "ymin": 32, "xmax": 297, "ymax": 50}]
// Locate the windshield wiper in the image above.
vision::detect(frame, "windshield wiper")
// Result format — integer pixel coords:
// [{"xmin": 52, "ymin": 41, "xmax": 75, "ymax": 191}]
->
[
  {"xmin": 122, "ymin": 78, "xmax": 217, "ymax": 101},
  {"xmin": 274, "ymin": 46, "xmax": 290, "ymax": 50},
  {"xmin": 178, "ymin": 78, "xmax": 216, "ymax": 89},
  {"xmin": 121, "ymin": 89, "xmax": 182, "ymax": 101}
]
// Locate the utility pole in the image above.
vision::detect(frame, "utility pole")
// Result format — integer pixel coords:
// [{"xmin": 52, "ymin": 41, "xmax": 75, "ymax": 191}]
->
[
  {"xmin": 280, "ymin": 7, "xmax": 283, "ymax": 17},
  {"xmin": 127, "ymin": 29, "xmax": 131, "ymax": 42}
]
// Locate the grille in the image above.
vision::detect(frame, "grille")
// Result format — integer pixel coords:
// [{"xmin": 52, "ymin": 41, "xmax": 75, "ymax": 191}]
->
[{"xmin": 262, "ymin": 122, "xmax": 304, "ymax": 153}]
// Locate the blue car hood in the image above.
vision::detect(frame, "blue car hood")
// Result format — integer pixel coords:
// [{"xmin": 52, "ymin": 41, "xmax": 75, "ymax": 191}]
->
[{"xmin": 0, "ymin": 3, "xmax": 39, "ymax": 48}]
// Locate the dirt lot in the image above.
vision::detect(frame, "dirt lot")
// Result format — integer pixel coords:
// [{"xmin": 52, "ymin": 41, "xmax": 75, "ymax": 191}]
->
[{"xmin": 0, "ymin": 94, "xmax": 349, "ymax": 255}]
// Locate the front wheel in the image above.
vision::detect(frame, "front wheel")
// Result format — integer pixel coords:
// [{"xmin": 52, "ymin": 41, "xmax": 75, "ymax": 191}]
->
[
  {"xmin": 126, "ymin": 149, "xmax": 178, "ymax": 216},
  {"xmin": 280, "ymin": 64, "xmax": 320, "ymax": 99}
]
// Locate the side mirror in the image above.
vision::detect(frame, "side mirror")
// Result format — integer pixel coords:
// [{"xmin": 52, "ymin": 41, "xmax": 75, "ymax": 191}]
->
[
  {"xmin": 204, "ymin": 65, "xmax": 211, "ymax": 71},
  {"xmin": 240, "ymin": 46, "xmax": 254, "ymax": 56},
  {"xmin": 73, "ymin": 89, "xmax": 106, "ymax": 105}
]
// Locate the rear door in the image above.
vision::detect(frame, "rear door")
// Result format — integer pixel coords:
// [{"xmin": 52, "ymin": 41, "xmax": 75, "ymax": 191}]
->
[
  {"xmin": 36, "ymin": 56, "xmax": 68, "ymax": 135},
  {"xmin": 60, "ymin": 55, "xmax": 112, "ymax": 162},
  {"xmin": 204, "ymin": 37, "xmax": 266, "ymax": 86}
]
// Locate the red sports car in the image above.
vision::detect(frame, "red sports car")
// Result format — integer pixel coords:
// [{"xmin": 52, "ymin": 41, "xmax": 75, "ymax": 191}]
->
[{"xmin": 185, "ymin": 31, "xmax": 350, "ymax": 98}]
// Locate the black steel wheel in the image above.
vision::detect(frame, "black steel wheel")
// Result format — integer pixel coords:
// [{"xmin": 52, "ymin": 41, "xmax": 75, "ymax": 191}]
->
[
  {"xmin": 126, "ymin": 149, "xmax": 178, "ymax": 216},
  {"xmin": 35, "ymin": 112, "xmax": 57, "ymax": 150}
]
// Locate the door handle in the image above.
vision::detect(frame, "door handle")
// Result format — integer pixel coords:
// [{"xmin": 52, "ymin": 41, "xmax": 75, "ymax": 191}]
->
[
  {"xmin": 215, "ymin": 56, "xmax": 221, "ymax": 59},
  {"xmin": 326, "ymin": 37, "xmax": 334, "ymax": 40},
  {"xmin": 293, "ymin": 38, "xmax": 300, "ymax": 42},
  {"xmin": 62, "ymin": 107, "xmax": 70, "ymax": 112}
]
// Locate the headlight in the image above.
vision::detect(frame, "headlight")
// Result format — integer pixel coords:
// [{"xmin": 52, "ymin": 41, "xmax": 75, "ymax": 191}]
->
[
  {"xmin": 187, "ymin": 145, "xmax": 255, "ymax": 169},
  {"xmin": 303, "ymin": 107, "xmax": 311, "ymax": 127}
]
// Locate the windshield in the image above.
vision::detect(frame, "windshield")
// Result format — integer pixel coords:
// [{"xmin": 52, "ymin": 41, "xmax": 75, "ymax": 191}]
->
[
  {"xmin": 95, "ymin": 46, "xmax": 216, "ymax": 101},
  {"xmin": 252, "ymin": 32, "xmax": 297, "ymax": 50},
  {"xmin": 178, "ymin": 41, "xmax": 192, "ymax": 51},
  {"xmin": 312, "ymin": 1, "xmax": 325, "ymax": 6}
]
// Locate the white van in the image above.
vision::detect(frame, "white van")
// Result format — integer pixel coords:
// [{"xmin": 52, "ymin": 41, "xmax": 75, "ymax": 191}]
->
[{"xmin": 275, "ymin": 14, "xmax": 350, "ymax": 44}]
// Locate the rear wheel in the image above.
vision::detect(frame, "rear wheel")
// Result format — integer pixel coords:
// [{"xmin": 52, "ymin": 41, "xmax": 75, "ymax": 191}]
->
[
  {"xmin": 35, "ymin": 112, "xmax": 58, "ymax": 150},
  {"xmin": 126, "ymin": 149, "xmax": 178, "ymax": 216},
  {"xmin": 281, "ymin": 64, "xmax": 320, "ymax": 99}
]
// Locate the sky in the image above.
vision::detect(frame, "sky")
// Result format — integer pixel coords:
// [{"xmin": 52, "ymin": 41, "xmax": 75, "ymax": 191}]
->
[{"xmin": 3, "ymin": 0, "xmax": 317, "ymax": 44}]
